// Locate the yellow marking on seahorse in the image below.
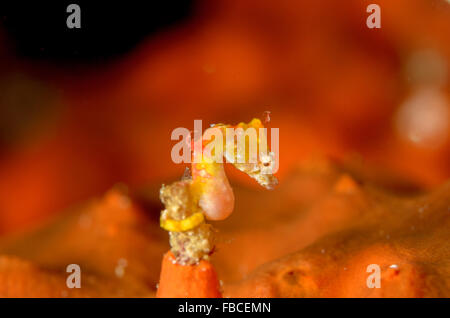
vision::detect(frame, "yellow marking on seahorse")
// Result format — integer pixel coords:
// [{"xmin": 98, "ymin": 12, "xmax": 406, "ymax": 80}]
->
[{"xmin": 160, "ymin": 212, "xmax": 205, "ymax": 232}]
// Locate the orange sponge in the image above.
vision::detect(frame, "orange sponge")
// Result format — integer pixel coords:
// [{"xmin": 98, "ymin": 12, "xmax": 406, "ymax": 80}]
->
[{"xmin": 156, "ymin": 251, "xmax": 222, "ymax": 298}]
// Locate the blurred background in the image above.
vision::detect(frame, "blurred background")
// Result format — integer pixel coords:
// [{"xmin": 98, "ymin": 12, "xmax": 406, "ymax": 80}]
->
[{"xmin": 0, "ymin": 0, "xmax": 449, "ymax": 235}]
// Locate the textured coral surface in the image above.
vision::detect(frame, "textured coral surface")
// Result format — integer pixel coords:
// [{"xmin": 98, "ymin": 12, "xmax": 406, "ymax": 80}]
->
[{"xmin": 0, "ymin": 159, "xmax": 448, "ymax": 297}]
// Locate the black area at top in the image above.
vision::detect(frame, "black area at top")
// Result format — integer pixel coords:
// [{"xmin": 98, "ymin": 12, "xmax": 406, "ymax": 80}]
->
[{"xmin": 0, "ymin": 1, "xmax": 195, "ymax": 64}]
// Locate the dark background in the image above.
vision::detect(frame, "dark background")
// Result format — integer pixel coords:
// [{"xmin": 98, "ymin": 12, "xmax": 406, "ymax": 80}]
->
[
  {"xmin": 0, "ymin": 0, "xmax": 448, "ymax": 236},
  {"xmin": 0, "ymin": 1, "xmax": 194, "ymax": 63}
]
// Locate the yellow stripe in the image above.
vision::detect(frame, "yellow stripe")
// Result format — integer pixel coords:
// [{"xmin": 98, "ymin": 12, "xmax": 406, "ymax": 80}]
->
[{"xmin": 160, "ymin": 212, "xmax": 205, "ymax": 232}]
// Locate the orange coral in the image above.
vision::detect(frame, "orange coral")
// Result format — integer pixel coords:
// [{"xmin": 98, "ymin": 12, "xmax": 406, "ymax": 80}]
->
[
  {"xmin": 156, "ymin": 252, "xmax": 222, "ymax": 298},
  {"xmin": 0, "ymin": 159, "xmax": 448, "ymax": 297}
]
